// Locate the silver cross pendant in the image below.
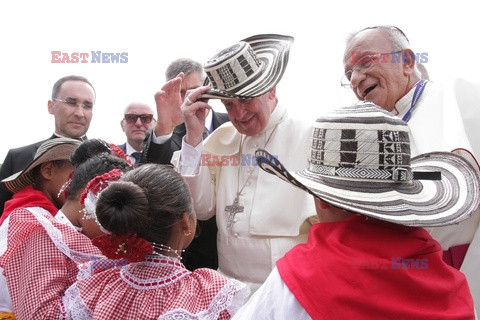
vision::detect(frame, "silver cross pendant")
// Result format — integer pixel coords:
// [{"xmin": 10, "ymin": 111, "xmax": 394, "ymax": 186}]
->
[{"xmin": 225, "ymin": 197, "xmax": 244, "ymax": 229}]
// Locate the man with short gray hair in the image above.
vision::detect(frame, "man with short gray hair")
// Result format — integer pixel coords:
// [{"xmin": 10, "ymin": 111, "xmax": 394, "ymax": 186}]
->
[
  {"xmin": 142, "ymin": 58, "xmax": 229, "ymax": 165},
  {"xmin": 142, "ymin": 58, "xmax": 229, "ymax": 271}
]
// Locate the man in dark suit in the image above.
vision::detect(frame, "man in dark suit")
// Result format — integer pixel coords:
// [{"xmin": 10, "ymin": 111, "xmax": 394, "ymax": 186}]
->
[
  {"xmin": 143, "ymin": 58, "xmax": 229, "ymax": 164},
  {"xmin": 0, "ymin": 75, "xmax": 95, "ymax": 215},
  {"xmin": 142, "ymin": 58, "xmax": 229, "ymax": 271},
  {"xmin": 119, "ymin": 102, "xmax": 156, "ymax": 166}
]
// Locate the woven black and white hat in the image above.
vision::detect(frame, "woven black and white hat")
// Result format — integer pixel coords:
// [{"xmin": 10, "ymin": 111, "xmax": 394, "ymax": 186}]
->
[
  {"xmin": 2, "ymin": 138, "xmax": 81, "ymax": 193},
  {"xmin": 256, "ymin": 101, "xmax": 480, "ymax": 227},
  {"xmin": 200, "ymin": 34, "xmax": 293, "ymax": 99}
]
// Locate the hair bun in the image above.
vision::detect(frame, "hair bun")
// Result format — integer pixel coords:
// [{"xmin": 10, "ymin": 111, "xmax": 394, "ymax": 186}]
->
[
  {"xmin": 70, "ymin": 139, "xmax": 111, "ymax": 167},
  {"xmin": 96, "ymin": 181, "xmax": 150, "ymax": 235}
]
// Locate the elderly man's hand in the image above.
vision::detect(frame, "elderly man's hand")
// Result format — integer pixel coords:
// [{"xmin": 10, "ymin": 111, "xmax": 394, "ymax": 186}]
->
[
  {"xmin": 182, "ymin": 86, "xmax": 212, "ymax": 147},
  {"xmin": 153, "ymin": 74, "xmax": 184, "ymax": 136}
]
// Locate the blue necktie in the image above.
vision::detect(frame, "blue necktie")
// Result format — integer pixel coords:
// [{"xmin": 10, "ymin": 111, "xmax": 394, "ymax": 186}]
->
[{"xmin": 131, "ymin": 152, "xmax": 142, "ymax": 165}]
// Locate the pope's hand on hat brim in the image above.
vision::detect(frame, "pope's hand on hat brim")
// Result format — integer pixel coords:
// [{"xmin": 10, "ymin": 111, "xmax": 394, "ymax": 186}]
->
[{"xmin": 182, "ymin": 86, "xmax": 212, "ymax": 147}]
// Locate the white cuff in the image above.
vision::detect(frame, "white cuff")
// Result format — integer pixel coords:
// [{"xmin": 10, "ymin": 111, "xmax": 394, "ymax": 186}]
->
[
  {"xmin": 179, "ymin": 137, "xmax": 203, "ymax": 176},
  {"xmin": 151, "ymin": 130, "xmax": 173, "ymax": 144}
]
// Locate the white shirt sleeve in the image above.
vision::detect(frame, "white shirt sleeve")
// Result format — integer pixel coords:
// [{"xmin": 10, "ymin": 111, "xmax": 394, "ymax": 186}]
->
[
  {"xmin": 178, "ymin": 137, "xmax": 204, "ymax": 176},
  {"xmin": 151, "ymin": 130, "xmax": 173, "ymax": 145},
  {"xmin": 231, "ymin": 267, "xmax": 312, "ymax": 320}
]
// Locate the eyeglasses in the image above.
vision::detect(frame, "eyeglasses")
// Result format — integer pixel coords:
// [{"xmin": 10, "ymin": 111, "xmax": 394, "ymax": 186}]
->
[
  {"xmin": 340, "ymin": 50, "xmax": 402, "ymax": 88},
  {"xmin": 124, "ymin": 114, "xmax": 154, "ymax": 124},
  {"xmin": 53, "ymin": 98, "xmax": 93, "ymax": 110}
]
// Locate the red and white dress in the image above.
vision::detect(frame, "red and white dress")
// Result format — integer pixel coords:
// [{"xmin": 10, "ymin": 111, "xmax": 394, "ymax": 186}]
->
[
  {"xmin": 0, "ymin": 207, "xmax": 104, "ymax": 319},
  {"xmin": 62, "ymin": 254, "xmax": 249, "ymax": 319}
]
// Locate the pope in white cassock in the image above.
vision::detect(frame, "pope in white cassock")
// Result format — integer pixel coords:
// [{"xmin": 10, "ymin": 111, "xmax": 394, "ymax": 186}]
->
[{"xmin": 163, "ymin": 34, "xmax": 317, "ymax": 293}]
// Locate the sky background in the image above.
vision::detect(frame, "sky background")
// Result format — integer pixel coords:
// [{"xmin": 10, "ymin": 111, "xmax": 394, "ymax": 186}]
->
[{"xmin": 0, "ymin": 0, "xmax": 478, "ymax": 162}]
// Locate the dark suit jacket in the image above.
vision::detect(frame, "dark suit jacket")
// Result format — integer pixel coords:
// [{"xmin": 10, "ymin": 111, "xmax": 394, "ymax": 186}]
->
[
  {"xmin": 0, "ymin": 134, "xmax": 57, "ymax": 215},
  {"xmin": 142, "ymin": 110, "xmax": 230, "ymax": 165},
  {"xmin": 141, "ymin": 110, "xmax": 229, "ymax": 271}
]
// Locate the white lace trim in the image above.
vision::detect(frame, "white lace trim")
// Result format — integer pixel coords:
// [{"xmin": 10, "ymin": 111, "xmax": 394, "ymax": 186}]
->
[
  {"xmin": 61, "ymin": 283, "xmax": 93, "ymax": 320},
  {"xmin": 59, "ymin": 275, "xmax": 249, "ymax": 319},
  {"xmin": 28, "ymin": 207, "xmax": 102, "ymax": 278},
  {"xmin": 158, "ymin": 279, "xmax": 250, "ymax": 320},
  {"xmin": 120, "ymin": 255, "xmax": 190, "ymax": 290},
  {"xmin": 224, "ymin": 279, "xmax": 250, "ymax": 316},
  {"xmin": 76, "ymin": 261, "xmax": 94, "ymax": 281}
]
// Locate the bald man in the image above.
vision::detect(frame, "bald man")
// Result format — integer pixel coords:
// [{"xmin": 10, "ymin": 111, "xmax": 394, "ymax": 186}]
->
[{"xmin": 119, "ymin": 102, "xmax": 156, "ymax": 166}]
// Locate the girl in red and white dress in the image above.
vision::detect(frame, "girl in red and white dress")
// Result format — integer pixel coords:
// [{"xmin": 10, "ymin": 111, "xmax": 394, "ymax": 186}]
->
[
  {"xmin": 62, "ymin": 164, "xmax": 249, "ymax": 320},
  {"xmin": 0, "ymin": 140, "xmax": 133, "ymax": 319}
]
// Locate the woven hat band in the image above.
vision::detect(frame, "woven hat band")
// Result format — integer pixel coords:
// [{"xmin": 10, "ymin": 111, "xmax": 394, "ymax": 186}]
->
[
  {"xmin": 204, "ymin": 41, "xmax": 262, "ymax": 93},
  {"xmin": 307, "ymin": 163, "xmax": 413, "ymax": 182},
  {"xmin": 310, "ymin": 128, "xmax": 411, "ymax": 170}
]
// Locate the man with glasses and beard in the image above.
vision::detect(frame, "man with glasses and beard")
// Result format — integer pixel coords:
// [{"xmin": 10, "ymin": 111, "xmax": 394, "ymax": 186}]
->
[
  {"xmin": 0, "ymin": 75, "xmax": 95, "ymax": 216},
  {"xmin": 342, "ymin": 25, "xmax": 480, "ymax": 312},
  {"xmin": 119, "ymin": 103, "xmax": 156, "ymax": 167}
]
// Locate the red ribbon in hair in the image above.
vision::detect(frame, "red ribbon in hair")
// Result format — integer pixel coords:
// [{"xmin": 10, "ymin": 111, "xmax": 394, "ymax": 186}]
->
[
  {"xmin": 80, "ymin": 169, "xmax": 124, "ymax": 205},
  {"xmin": 109, "ymin": 143, "xmax": 134, "ymax": 167},
  {"xmin": 92, "ymin": 233, "xmax": 153, "ymax": 263}
]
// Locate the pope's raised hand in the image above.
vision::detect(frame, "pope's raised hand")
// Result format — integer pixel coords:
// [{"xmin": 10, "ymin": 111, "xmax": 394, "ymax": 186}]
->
[
  {"xmin": 153, "ymin": 73, "xmax": 184, "ymax": 136},
  {"xmin": 182, "ymin": 86, "xmax": 212, "ymax": 147}
]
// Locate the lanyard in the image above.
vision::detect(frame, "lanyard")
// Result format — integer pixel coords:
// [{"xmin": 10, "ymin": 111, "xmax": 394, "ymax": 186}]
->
[{"xmin": 402, "ymin": 79, "xmax": 427, "ymax": 122}]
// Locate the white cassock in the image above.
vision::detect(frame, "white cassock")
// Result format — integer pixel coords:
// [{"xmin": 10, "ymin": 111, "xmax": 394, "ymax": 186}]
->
[
  {"xmin": 393, "ymin": 79, "xmax": 480, "ymax": 313},
  {"xmin": 173, "ymin": 103, "xmax": 316, "ymax": 293}
]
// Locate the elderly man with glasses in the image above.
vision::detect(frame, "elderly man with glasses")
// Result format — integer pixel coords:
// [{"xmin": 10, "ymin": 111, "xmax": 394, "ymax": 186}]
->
[
  {"xmin": 342, "ymin": 25, "xmax": 480, "ymax": 313},
  {"xmin": 0, "ymin": 75, "xmax": 95, "ymax": 216},
  {"xmin": 119, "ymin": 102, "xmax": 156, "ymax": 166}
]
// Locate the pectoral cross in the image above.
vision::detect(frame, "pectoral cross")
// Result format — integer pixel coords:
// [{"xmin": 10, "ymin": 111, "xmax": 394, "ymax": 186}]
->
[{"xmin": 225, "ymin": 196, "xmax": 244, "ymax": 229}]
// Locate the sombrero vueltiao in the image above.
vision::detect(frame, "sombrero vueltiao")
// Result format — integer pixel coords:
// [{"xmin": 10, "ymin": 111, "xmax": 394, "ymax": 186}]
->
[
  {"xmin": 2, "ymin": 138, "xmax": 81, "ymax": 193},
  {"xmin": 200, "ymin": 34, "xmax": 293, "ymax": 99},
  {"xmin": 255, "ymin": 102, "xmax": 480, "ymax": 227}
]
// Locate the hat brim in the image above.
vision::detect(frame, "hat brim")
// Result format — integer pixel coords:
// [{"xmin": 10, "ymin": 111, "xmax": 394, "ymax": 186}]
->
[
  {"xmin": 256, "ymin": 149, "xmax": 480, "ymax": 227},
  {"xmin": 2, "ymin": 140, "xmax": 79, "ymax": 193},
  {"xmin": 200, "ymin": 34, "xmax": 293, "ymax": 99}
]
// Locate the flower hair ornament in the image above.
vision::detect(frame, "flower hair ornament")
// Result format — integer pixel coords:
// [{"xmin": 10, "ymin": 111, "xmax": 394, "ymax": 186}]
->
[
  {"xmin": 92, "ymin": 233, "xmax": 186, "ymax": 263},
  {"xmin": 92, "ymin": 233, "xmax": 154, "ymax": 263},
  {"xmin": 79, "ymin": 169, "xmax": 124, "ymax": 225},
  {"xmin": 109, "ymin": 143, "xmax": 134, "ymax": 167}
]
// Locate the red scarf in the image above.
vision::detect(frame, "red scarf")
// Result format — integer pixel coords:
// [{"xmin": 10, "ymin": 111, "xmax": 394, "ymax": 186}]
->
[
  {"xmin": 0, "ymin": 185, "xmax": 58, "ymax": 225},
  {"xmin": 277, "ymin": 215, "xmax": 475, "ymax": 320}
]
